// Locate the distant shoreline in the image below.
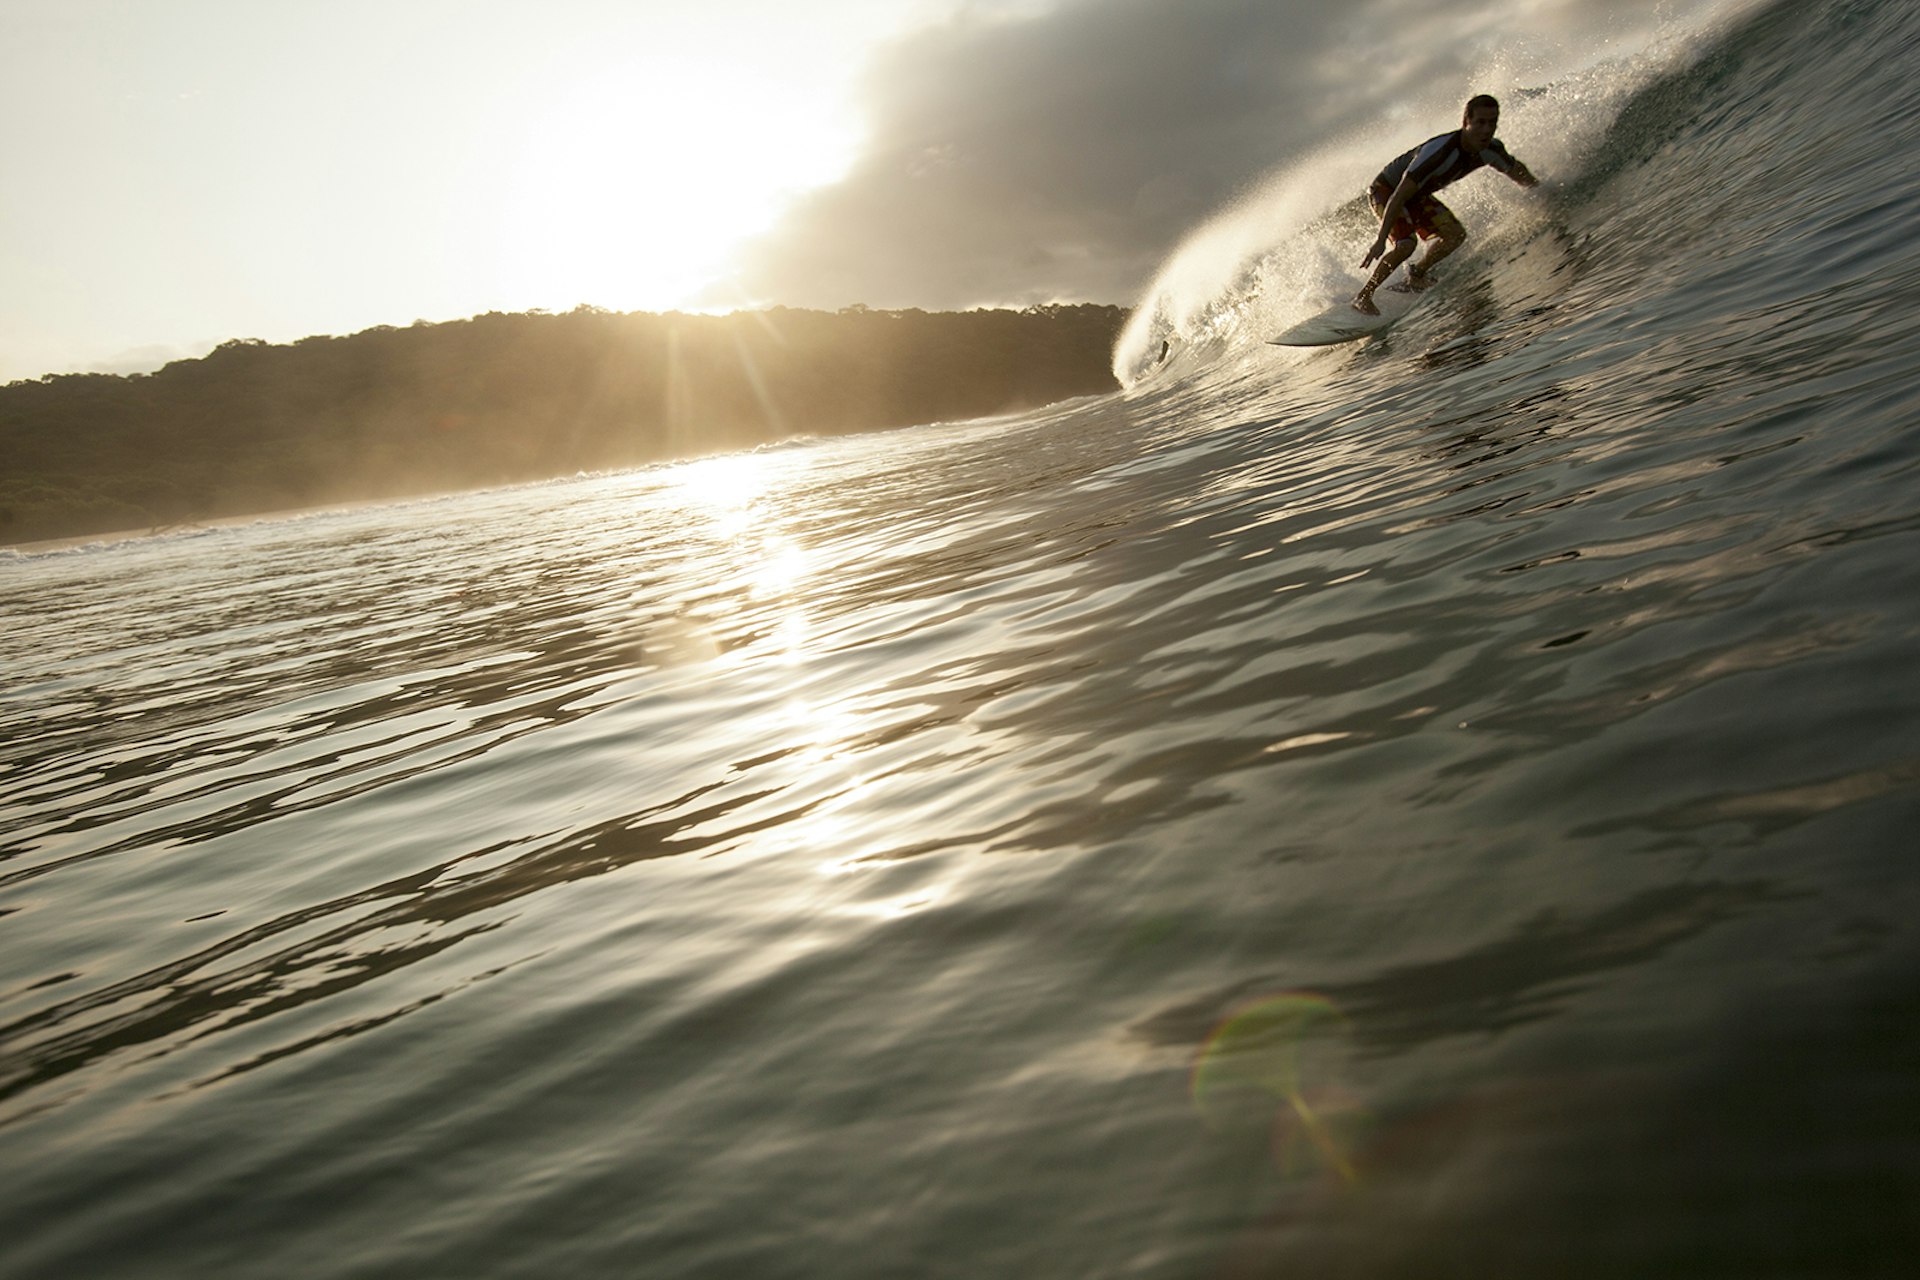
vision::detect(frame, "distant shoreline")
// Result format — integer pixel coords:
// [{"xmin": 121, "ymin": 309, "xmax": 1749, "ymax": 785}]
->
[{"xmin": 2, "ymin": 303, "xmax": 1128, "ymax": 549}]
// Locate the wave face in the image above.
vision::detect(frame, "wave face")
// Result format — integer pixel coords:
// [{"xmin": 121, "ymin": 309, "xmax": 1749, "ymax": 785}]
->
[
  {"xmin": 1112, "ymin": 0, "xmax": 1809, "ymax": 386},
  {"xmin": 5, "ymin": 1, "xmax": 1920, "ymax": 1275}
]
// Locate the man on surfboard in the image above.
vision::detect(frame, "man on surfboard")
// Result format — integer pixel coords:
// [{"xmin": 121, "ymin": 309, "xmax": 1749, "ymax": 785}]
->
[{"xmin": 1353, "ymin": 95, "xmax": 1538, "ymax": 315}]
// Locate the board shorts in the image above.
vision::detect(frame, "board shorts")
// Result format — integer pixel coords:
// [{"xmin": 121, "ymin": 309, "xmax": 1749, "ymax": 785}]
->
[{"xmin": 1369, "ymin": 180, "xmax": 1462, "ymax": 245}]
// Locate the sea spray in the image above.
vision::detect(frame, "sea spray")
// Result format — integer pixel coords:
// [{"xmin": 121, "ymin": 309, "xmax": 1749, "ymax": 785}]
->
[{"xmin": 1111, "ymin": 0, "xmax": 1771, "ymax": 388}]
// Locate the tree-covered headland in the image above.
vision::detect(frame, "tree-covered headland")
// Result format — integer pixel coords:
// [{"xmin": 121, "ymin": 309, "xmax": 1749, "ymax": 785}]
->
[{"xmin": 0, "ymin": 304, "xmax": 1127, "ymax": 546}]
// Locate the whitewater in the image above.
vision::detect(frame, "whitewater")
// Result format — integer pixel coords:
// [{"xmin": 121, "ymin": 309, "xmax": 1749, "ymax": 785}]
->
[{"xmin": 4, "ymin": 0, "xmax": 1918, "ymax": 1275}]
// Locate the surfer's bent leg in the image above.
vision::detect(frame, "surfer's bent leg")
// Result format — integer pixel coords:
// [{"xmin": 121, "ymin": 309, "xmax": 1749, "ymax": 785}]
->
[
  {"xmin": 1355, "ymin": 182, "xmax": 1420, "ymax": 314},
  {"xmin": 1354, "ymin": 238, "xmax": 1417, "ymax": 313},
  {"xmin": 1410, "ymin": 204, "xmax": 1466, "ymax": 283}
]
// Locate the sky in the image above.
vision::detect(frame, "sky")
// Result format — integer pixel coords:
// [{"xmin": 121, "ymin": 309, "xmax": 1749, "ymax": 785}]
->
[{"xmin": 2, "ymin": 0, "xmax": 1733, "ymax": 384}]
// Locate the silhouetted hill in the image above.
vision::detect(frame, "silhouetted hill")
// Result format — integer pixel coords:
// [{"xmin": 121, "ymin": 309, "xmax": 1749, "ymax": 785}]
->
[{"xmin": 0, "ymin": 304, "xmax": 1127, "ymax": 546}]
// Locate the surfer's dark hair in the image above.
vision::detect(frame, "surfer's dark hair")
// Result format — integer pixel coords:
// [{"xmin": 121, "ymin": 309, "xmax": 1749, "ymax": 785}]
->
[{"xmin": 1465, "ymin": 94, "xmax": 1500, "ymax": 119}]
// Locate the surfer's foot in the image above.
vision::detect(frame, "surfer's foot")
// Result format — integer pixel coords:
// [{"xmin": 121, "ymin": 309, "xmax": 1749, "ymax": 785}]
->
[{"xmin": 1351, "ymin": 291, "xmax": 1380, "ymax": 316}]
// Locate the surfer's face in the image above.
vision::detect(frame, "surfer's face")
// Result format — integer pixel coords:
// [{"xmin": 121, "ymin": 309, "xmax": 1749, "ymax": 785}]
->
[{"xmin": 1462, "ymin": 107, "xmax": 1499, "ymax": 149}]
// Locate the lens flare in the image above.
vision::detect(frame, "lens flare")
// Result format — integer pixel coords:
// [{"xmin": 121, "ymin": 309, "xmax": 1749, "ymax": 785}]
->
[{"xmin": 1191, "ymin": 992, "xmax": 1369, "ymax": 1185}]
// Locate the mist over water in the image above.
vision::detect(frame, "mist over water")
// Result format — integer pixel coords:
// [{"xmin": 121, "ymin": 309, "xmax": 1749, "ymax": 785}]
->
[{"xmin": 6, "ymin": 0, "xmax": 1920, "ymax": 1275}]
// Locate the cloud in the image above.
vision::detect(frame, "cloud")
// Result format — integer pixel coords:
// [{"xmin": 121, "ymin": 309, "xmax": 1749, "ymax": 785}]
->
[{"xmin": 724, "ymin": 0, "xmax": 1718, "ymax": 311}]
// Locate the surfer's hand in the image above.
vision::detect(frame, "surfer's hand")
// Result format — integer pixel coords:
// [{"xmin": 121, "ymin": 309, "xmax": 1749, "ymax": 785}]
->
[{"xmin": 1360, "ymin": 237, "xmax": 1385, "ymax": 269}]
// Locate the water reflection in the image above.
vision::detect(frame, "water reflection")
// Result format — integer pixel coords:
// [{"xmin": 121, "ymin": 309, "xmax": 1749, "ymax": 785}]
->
[{"xmin": 1136, "ymin": 879, "xmax": 1795, "ymax": 1059}]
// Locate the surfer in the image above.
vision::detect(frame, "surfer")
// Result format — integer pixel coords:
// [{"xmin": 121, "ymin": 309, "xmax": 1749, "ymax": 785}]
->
[{"xmin": 1353, "ymin": 95, "xmax": 1538, "ymax": 315}]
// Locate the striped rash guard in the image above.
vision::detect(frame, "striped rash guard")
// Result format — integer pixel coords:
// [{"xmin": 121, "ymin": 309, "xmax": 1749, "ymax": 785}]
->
[{"xmin": 1377, "ymin": 131, "xmax": 1520, "ymax": 195}]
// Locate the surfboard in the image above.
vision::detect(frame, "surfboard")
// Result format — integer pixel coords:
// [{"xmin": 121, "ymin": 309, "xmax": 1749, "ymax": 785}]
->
[{"xmin": 1268, "ymin": 286, "xmax": 1421, "ymax": 347}]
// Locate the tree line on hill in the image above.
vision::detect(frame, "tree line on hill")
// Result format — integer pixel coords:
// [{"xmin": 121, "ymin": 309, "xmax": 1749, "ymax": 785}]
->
[{"xmin": 0, "ymin": 303, "xmax": 1127, "ymax": 545}]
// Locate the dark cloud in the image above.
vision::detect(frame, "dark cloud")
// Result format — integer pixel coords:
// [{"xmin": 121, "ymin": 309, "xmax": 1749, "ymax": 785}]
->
[{"xmin": 725, "ymin": 0, "xmax": 1709, "ymax": 310}]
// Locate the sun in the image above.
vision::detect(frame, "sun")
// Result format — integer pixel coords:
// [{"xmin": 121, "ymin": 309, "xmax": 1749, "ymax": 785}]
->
[{"xmin": 485, "ymin": 53, "xmax": 858, "ymax": 311}]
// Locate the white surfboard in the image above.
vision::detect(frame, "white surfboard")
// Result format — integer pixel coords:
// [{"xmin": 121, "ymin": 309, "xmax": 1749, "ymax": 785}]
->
[{"xmin": 1268, "ymin": 286, "xmax": 1421, "ymax": 348}]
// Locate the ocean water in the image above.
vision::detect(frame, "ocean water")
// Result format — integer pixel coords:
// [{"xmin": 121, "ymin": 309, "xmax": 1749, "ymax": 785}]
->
[{"xmin": 5, "ymin": 0, "xmax": 1920, "ymax": 1275}]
